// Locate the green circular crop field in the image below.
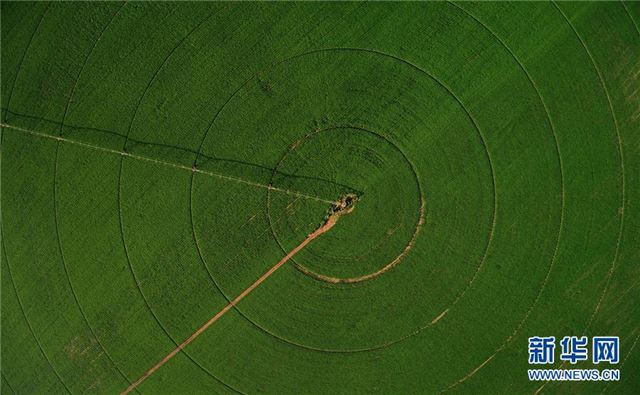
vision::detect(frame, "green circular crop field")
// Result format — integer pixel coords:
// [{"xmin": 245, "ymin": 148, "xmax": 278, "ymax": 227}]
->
[{"xmin": 1, "ymin": 2, "xmax": 638, "ymax": 394}]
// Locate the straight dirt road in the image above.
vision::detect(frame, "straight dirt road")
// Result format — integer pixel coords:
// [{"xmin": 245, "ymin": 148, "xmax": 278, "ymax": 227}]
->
[{"xmin": 122, "ymin": 212, "xmax": 342, "ymax": 394}]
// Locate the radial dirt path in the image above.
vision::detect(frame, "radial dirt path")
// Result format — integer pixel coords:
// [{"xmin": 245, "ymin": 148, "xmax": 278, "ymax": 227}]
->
[{"xmin": 122, "ymin": 211, "xmax": 344, "ymax": 394}]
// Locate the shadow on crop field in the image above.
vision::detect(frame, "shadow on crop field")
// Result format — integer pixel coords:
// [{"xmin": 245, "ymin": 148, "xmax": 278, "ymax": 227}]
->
[{"xmin": 1, "ymin": 107, "xmax": 362, "ymax": 201}]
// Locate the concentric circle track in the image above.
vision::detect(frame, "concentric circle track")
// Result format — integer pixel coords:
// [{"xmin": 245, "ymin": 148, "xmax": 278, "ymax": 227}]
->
[{"xmin": 2, "ymin": 3, "xmax": 637, "ymax": 393}]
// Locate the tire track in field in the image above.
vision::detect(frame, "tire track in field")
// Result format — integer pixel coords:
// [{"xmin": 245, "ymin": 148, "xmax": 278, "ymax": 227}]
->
[
  {"xmin": 265, "ymin": 124, "xmax": 425, "ymax": 285},
  {"xmin": 285, "ymin": 47, "xmax": 497, "ymax": 348},
  {"xmin": 553, "ymin": 0, "xmax": 626, "ymax": 335},
  {"xmin": 114, "ymin": 6, "xmax": 241, "ymax": 392},
  {"xmin": 122, "ymin": 211, "xmax": 343, "ymax": 394},
  {"xmin": 51, "ymin": 3, "xmax": 134, "ymax": 390},
  {"xmin": 4, "ymin": 42, "xmax": 496, "ymax": 355},
  {"xmin": 1, "ymin": 371, "xmax": 17, "ymax": 395},
  {"xmin": 602, "ymin": 328, "xmax": 640, "ymax": 393},
  {"xmin": 1, "ymin": 235, "xmax": 72, "ymax": 394},
  {"xmin": 443, "ymin": 2, "xmax": 566, "ymax": 390},
  {"xmin": 533, "ymin": 4, "xmax": 628, "ymax": 392},
  {"xmin": 0, "ymin": 123, "xmax": 333, "ymax": 204},
  {"xmin": 0, "ymin": 106, "xmax": 350, "ymax": 198},
  {"xmin": 621, "ymin": 1, "xmax": 640, "ymax": 35},
  {"xmin": 2, "ymin": 3, "xmax": 50, "ymax": 123},
  {"xmin": 188, "ymin": 45, "xmax": 497, "ymax": 354}
]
